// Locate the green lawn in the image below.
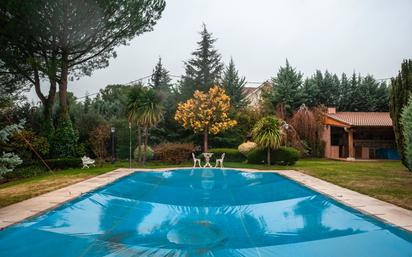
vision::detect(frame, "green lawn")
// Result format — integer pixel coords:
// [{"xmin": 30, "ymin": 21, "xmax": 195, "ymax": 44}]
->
[{"xmin": 0, "ymin": 159, "xmax": 411, "ymax": 210}]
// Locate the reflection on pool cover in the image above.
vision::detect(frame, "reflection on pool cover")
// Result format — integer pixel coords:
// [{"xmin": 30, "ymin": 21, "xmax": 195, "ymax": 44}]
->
[{"xmin": 0, "ymin": 168, "xmax": 411, "ymax": 256}]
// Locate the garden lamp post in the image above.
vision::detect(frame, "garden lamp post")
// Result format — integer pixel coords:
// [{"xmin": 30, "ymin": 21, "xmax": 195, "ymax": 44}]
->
[
  {"xmin": 111, "ymin": 127, "xmax": 116, "ymax": 164},
  {"xmin": 129, "ymin": 122, "xmax": 132, "ymax": 168},
  {"xmin": 281, "ymin": 121, "xmax": 289, "ymax": 147}
]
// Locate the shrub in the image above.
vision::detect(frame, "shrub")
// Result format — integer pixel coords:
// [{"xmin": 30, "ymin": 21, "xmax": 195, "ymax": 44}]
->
[
  {"xmin": 238, "ymin": 141, "xmax": 257, "ymax": 156},
  {"xmin": 271, "ymin": 147, "xmax": 300, "ymax": 165},
  {"xmin": 2, "ymin": 164, "xmax": 48, "ymax": 181},
  {"xmin": 89, "ymin": 123, "xmax": 110, "ymax": 160},
  {"xmin": 209, "ymin": 148, "xmax": 245, "ymax": 162},
  {"xmin": 401, "ymin": 97, "xmax": 412, "ymax": 171},
  {"xmin": 49, "ymin": 118, "xmax": 79, "ymax": 158},
  {"xmin": 246, "ymin": 148, "xmax": 266, "ymax": 164},
  {"xmin": 134, "ymin": 145, "xmax": 154, "ymax": 160},
  {"xmin": 45, "ymin": 158, "xmax": 82, "ymax": 170},
  {"xmin": 247, "ymin": 146, "xmax": 300, "ymax": 165},
  {"xmin": 153, "ymin": 143, "xmax": 194, "ymax": 164},
  {"xmin": 9, "ymin": 129, "xmax": 49, "ymax": 160}
]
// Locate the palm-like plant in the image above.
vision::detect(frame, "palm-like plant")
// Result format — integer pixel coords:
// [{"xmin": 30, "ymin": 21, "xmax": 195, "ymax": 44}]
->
[
  {"xmin": 127, "ymin": 85, "xmax": 164, "ymax": 165},
  {"xmin": 252, "ymin": 116, "xmax": 283, "ymax": 165}
]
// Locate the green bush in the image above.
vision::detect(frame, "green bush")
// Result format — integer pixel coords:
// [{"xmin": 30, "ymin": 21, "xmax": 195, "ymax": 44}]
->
[
  {"xmin": 153, "ymin": 143, "xmax": 194, "ymax": 164},
  {"xmin": 209, "ymin": 148, "xmax": 245, "ymax": 162},
  {"xmin": 238, "ymin": 141, "xmax": 257, "ymax": 156},
  {"xmin": 49, "ymin": 118, "xmax": 79, "ymax": 158},
  {"xmin": 45, "ymin": 158, "xmax": 82, "ymax": 170},
  {"xmin": 247, "ymin": 147, "xmax": 300, "ymax": 165},
  {"xmin": 2, "ymin": 165, "xmax": 48, "ymax": 181},
  {"xmin": 134, "ymin": 145, "xmax": 154, "ymax": 160},
  {"xmin": 401, "ymin": 97, "xmax": 412, "ymax": 171},
  {"xmin": 271, "ymin": 147, "xmax": 300, "ymax": 165},
  {"xmin": 247, "ymin": 148, "xmax": 266, "ymax": 164}
]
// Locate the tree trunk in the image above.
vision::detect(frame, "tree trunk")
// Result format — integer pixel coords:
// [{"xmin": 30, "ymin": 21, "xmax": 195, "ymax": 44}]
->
[
  {"xmin": 203, "ymin": 128, "xmax": 208, "ymax": 153},
  {"xmin": 33, "ymin": 69, "xmax": 56, "ymax": 137},
  {"xmin": 143, "ymin": 126, "xmax": 148, "ymax": 165},
  {"xmin": 137, "ymin": 125, "xmax": 142, "ymax": 164},
  {"xmin": 58, "ymin": 52, "xmax": 69, "ymax": 120},
  {"xmin": 267, "ymin": 147, "xmax": 271, "ymax": 166}
]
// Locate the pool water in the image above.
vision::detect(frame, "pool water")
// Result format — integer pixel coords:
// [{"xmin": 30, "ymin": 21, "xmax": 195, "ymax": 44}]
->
[{"xmin": 0, "ymin": 168, "xmax": 411, "ymax": 256}]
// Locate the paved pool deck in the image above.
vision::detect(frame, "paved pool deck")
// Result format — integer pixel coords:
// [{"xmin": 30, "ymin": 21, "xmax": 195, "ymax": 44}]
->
[{"xmin": 0, "ymin": 167, "xmax": 411, "ymax": 233}]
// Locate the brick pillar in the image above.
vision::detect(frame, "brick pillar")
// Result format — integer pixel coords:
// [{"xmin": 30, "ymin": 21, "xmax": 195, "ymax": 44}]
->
[
  {"xmin": 347, "ymin": 128, "xmax": 355, "ymax": 160},
  {"xmin": 321, "ymin": 125, "xmax": 331, "ymax": 158}
]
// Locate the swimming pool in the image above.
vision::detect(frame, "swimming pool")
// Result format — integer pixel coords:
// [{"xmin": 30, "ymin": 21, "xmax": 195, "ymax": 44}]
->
[{"xmin": 0, "ymin": 168, "xmax": 411, "ymax": 256}]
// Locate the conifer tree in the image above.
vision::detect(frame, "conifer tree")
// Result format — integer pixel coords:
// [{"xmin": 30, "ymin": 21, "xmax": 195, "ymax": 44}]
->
[
  {"xmin": 401, "ymin": 97, "xmax": 412, "ymax": 171},
  {"xmin": 390, "ymin": 59, "xmax": 412, "ymax": 167},
  {"xmin": 265, "ymin": 60, "xmax": 303, "ymax": 116},
  {"xmin": 301, "ymin": 78, "xmax": 320, "ymax": 107},
  {"xmin": 179, "ymin": 24, "xmax": 224, "ymax": 100},
  {"xmin": 221, "ymin": 58, "xmax": 248, "ymax": 109},
  {"xmin": 149, "ymin": 57, "xmax": 172, "ymax": 95},
  {"xmin": 337, "ymin": 73, "xmax": 351, "ymax": 111}
]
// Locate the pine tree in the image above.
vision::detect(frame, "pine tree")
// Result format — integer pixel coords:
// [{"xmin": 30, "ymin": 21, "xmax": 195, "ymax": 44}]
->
[
  {"xmin": 149, "ymin": 57, "xmax": 172, "ymax": 95},
  {"xmin": 179, "ymin": 24, "xmax": 223, "ymax": 99},
  {"xmin": 84, "ymin": 92, "xmax": 91, "ymax": 114},
  {"xmin": 337, "ymin": 73, "xmax": 351, "ymax": 111},
  {"xmin": 390, "ymin": 59, "xmax": 412, "ymax": 168},
  {"xmin": 316, "ymin": 70, "xmax": 340, "ymax": 107},
  {"xmin": 301, "ymin": 78, "xmax": 320, "ymax": 107},
  {"xmin": 148, "ymin": 57, "xmax": 180, "ymax": 144},
  {"xmin": 221, "ymin": 58, "xmax": 248, "ymax": 109},
  {"xmin": 265, "ymin": 60, "xmax": 303, "ymax": 115}
]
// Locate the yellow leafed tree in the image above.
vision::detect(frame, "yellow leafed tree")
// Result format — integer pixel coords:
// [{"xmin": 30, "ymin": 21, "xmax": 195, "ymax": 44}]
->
[{"xmin": 175, "ymin": 85, "xmax": 237, "ymax": 152}]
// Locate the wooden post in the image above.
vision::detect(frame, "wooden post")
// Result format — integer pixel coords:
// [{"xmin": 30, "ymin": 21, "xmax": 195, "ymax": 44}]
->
[{"xmin": 347, "ymin": 128, "xmax": 355, "ymax": 160}]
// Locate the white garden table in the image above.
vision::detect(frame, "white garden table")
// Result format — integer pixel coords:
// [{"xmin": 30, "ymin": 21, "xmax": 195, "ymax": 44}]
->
[{"xmin": 202, "ymin": 153, "xmax": 214, "ymax": 168}]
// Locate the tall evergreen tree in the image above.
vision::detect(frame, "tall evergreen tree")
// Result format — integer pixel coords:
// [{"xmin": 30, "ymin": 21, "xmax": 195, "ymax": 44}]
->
[
  {"xmin": 337, "ymin": 73, "xmax": 352, "ymax": 111},
  {"xmin": 179, "ymin": 24, "xmax": 223, "ymax": 99},
  {"xmin": 303, "ymin": 70, "xmax": 340, "ymax": 107},
  {"xmin": 301, "ymin": 78, "xmax": 320, "ymax": 107},
  {"xmin": 221, "ymin": 58, "xmax": 248, "ymax": 109},
  {"xmin": 149, "ymin": 57, "xmax": 172, "ymax": 95},
  {"xmin": 265, "ymin": 60, "xmax": 303, "ymax": 115},
  {"xmin": 390, "ymin": 59, "xmax": 412, "ymax": 168},
  {"xmin": 148, "ymin": 58, "xmax": 182, "ymax": 144},
  {"xmin": 84, "ymin": 92, "xmax": 91, "ymax": 114}
]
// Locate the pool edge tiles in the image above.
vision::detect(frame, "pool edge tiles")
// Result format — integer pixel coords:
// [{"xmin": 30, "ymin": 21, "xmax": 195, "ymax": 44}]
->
[
  {"xmin": 274, "ymin": 169, "xmax": 412, "ymax": 233},
  {"xmin": 0, "ymin": 168, "xmax": 138, "ymax": 230}
]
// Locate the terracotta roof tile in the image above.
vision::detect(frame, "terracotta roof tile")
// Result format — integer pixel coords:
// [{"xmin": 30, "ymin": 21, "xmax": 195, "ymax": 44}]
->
[
  {"xmin": 325, "ymin": 112, "xmax": 393, "ymax": 127},
  {"xmin": 242, "ymin": 87, "xmax": 257, "ymax": 95}
]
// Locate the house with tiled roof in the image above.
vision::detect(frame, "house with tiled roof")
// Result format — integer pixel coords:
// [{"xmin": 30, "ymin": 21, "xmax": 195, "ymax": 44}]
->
[
  {"xmin": 322, "ymin": 107, "xmax": 399, "ymax": 160},
  {"xmin": 243, "ymin": 81, "xmax": 271, "ymax": 107}
]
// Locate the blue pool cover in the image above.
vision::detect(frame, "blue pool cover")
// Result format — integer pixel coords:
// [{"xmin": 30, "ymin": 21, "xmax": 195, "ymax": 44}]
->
[{"xmin": 0, "ymin": 168, "xmax": 411, "ymax": 256}]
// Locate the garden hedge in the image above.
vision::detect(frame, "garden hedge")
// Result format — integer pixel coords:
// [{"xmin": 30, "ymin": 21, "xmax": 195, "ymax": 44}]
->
[
  {"xmin": 153, "ymin": 143, "xmax": 194, "ymax": 164},
  {"xmin": 208, "ymin": 148, "xmax": 245, "ymax": 162},
  {"xmin": 45, "ymin": 158, "xmax": 83, "ymax": 170},
  {"xmin": 247, "ymin": 147, "xmax": 300, "ymax": 165}
]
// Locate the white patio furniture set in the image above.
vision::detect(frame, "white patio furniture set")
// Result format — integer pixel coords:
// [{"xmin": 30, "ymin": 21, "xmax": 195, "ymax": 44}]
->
[
  {"xmin": 192, "ymin": 152, "xmax": 225, "ymax": 168},
  {"xmin": 81, "ymin": 156, "xmax": 95, "ymax": 169},
  {"xmin": 82, "ymin": 152, "xmax": 225, "ymax": 169}
]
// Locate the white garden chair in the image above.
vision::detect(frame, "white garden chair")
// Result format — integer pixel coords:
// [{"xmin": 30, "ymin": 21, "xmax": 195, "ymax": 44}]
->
[
  {"xmin": 81, "ymin": 156, "xmax": 95, "ymax": 169},
  {"xmin": 192, "ymin": 153, "xmax": 201, "ymax": 168},
  {"xmin": 215, "ymin": 153, "xmax": 225, "ymax": 168}
]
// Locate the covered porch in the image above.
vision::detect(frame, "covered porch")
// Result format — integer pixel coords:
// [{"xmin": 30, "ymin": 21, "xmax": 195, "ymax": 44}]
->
[{"xmin": 322, "ymin": 108, "xmax": 399, "ymax": 160}]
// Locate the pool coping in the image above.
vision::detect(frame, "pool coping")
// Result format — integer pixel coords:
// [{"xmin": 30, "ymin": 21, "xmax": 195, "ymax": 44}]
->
[{"xmin": 0, "ymin": 167, "xmax": 411, "ymax": 233}]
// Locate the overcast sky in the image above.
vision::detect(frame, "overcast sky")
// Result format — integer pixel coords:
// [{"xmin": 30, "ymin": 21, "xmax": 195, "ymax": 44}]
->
[{"xmin": 28, "ymin": 0, "xmax": 412, "ymax": 102}]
